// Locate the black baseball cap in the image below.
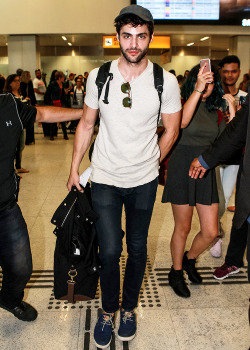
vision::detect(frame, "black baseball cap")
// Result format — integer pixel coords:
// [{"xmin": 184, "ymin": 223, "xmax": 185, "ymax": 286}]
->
[{"xmin": 115, "ymin": 5, "xmax": 154, "ymax": 23}]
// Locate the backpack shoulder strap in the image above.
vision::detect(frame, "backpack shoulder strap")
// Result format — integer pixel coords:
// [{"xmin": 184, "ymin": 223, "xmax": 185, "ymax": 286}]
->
[
  {"xmin": 153, "ymin": 63, "xmax": 164, "ymax": 124},
  {"xmin": 95, "ymin": 61, "xmax": 113, "ymax": 103}
]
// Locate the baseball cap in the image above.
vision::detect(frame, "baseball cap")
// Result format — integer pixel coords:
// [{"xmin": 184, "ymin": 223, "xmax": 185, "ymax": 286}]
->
[
  {"xmin": 69, "ymin": 73, "xmax": 76, "ymax": 77},
  {"xmin": 115, "ymin": 5, "xmax": 154, "ymax": 23}
]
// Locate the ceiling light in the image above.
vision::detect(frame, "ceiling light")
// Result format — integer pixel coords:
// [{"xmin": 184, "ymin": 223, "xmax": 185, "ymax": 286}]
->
[
  {"xmin": 68, "ymin": 42, "xmax": 72, "ymax": 46},
  {"xmin": 187, "ymin": 42, "xmax": 194, "ymax": 46},
  {"xmin": 200, "ymin": 36, "xmax": 209, "ymax": 41},
  {"xmin": 62, "ymin": 36, "xmax": 67, "ymax": 41}
]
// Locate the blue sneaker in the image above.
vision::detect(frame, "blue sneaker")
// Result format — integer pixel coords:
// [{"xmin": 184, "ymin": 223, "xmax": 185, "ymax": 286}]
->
[
  {"xmin": 94, "ymin": 313, "xmax": 115, "ymax": 349},
  {"xmin": 117, "ymin": 310, "xmax": 136, "ymax": 341}
]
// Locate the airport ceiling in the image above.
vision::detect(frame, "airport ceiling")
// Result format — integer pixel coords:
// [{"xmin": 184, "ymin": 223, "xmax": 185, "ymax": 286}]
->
[{"xmin": 0, "ymin": 34, "xmax": 231, "ymax": 51}]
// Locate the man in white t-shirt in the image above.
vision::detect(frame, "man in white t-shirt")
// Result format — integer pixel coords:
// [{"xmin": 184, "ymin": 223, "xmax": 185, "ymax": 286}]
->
[
  {"xmin": 210, "ymin": 55, "xmax": 248, "ymax": 258},
  {"xmin": 33, "ymin": 69, "xmax": 46, "ymax": 106},
  {"xmin": 67, "ymin": 5, "xmax": 181, "ymax": 348}
]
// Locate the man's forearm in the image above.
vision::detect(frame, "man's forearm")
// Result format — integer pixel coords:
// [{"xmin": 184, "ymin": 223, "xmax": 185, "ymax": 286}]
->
[
  {"xmin": 70, "ymin": 119, "xmax": 94, "ymax": 174},
  {"xmin": 36, "ymin": 106, "xmax": 83, "ymax": 123},
  {"xmin": 158, "ymin": 128, "xmax": 179, "ymax": 163}
]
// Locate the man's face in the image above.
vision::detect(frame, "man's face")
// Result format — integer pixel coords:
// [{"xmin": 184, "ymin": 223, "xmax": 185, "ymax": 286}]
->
[
  {"xmin": 117, "ymin": 24, "xmax": 153, "ymax": 64},
  {"xmin": 220, "ymin": 63, "xmax": 241, "ymax": 87},
  {"xmin": 36, "ymin": 70, "xmax": 41, "ymax": 79}
]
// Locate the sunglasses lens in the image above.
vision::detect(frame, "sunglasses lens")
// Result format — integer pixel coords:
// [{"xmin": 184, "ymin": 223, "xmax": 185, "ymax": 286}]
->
[
  {"xmin": 123, "ymin": 97, "xmax": 132, "ymax": 108},
  {"xmin": 121, "ymin": 83, "xmax": 130, "ymax": 94}
]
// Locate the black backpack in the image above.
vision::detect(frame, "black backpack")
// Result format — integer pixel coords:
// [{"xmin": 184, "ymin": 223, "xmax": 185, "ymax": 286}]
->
[{"xmin": 95, "ymin": 61, "xmax": 164, "ymax": 124}]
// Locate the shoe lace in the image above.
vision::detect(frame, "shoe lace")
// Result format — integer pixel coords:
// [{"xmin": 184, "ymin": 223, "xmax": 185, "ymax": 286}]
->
[
  {"xmin": 122, "ymin": 312, "xmax": 134, "ymax": 324},
  {"xmin": 100, "ymin": 314, "xmax": 114, "ymax": 331}
]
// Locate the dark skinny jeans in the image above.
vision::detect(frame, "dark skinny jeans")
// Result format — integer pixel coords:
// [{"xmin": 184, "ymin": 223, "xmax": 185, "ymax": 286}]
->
[
  {"xmin": 0, "ymin": 204, "xmax": 32, "ymax": 308},
  {"xmin": 91, "ymin": 178, "xmax": 158, "ymax": 313}
]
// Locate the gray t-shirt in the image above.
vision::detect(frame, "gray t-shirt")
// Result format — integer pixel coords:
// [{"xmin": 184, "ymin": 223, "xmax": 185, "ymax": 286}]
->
[
  {"xmin": 85, "ymin": 59, "xmax": 181, "ymax": 188},
  {"xmin": 178, "ymin": 102, "xmax": 226, "ymax": 147}
]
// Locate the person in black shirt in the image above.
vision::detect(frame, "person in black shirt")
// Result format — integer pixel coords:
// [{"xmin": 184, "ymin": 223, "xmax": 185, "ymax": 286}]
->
[{"xmin": 0, "ymin": 92, "xmax": 83, "ymax": 321}]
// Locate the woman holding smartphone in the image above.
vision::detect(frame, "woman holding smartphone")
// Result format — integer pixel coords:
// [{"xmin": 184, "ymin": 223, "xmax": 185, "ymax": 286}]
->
[{"xmin": 162, "ymin": 63, "xmax": 235, "ymax": 298}]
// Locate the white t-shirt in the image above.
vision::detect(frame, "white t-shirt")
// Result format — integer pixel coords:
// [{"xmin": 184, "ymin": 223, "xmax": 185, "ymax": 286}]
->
[
  {"xmin": 234, "ymin": 89, "xmax": 247, "ymax": 105},
  {"xmin": 85, "ymin": 59, "xmax": 181, "ymax": 188},
  {"xmin": 33, "ymin": 77, "xmax": 46, "ymax": 101}
]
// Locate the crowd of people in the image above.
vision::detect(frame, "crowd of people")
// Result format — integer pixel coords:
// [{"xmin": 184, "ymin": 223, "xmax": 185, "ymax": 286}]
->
[{"xmin": 0, "ymin": 3, "xmax": 249, "ymax": 349}]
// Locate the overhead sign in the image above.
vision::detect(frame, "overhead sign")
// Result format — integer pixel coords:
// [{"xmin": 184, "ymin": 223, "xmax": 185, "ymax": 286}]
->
[{"xmin": 103, "ymin": 36, "xmax": 170, "ymax": 49}]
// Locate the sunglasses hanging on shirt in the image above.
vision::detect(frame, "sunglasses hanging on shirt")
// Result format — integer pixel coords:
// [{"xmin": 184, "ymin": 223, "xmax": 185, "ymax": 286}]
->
[{"xmin": 121, "ymin": 82, "xmax": 132, "ymax": 108}]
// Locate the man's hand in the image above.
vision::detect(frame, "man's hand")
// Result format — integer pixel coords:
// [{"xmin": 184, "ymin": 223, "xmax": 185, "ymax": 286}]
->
[
  {"xmin": 223, "ymin": 94, "xmax": 236, "ymax": 123},
  {"xmin": 189, "ymin": 158, "xmax": 207, "ymax": 179},
  {"xmin": 67, "ymin": 171, "xmax": 83, "ymax": 192}
]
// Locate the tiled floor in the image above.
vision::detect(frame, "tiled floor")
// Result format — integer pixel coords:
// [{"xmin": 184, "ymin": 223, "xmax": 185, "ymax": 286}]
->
[{"xmin": 0, "ymin": 129, "xmax": 249, "ymax": 350}]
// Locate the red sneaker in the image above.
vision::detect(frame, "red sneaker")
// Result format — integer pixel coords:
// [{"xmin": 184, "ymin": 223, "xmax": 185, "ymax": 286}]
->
[{"xmin": 213, "ymin": 263, "xmax": 240, "ymax": 280}]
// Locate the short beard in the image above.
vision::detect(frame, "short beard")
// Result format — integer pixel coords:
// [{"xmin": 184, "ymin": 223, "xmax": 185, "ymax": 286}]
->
[
  {"xmin": 224, "ymin": 82, "xmax": 236, "ymax": 87},
  {"xmin": 120, "ymin": 45, "xmax": 149, "ymax": 64}
]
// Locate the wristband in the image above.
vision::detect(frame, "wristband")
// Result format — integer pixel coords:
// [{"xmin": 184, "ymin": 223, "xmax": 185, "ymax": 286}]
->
[{"xmin": 194, "ymin": 88, "xmax": 203, "ymax": 94}]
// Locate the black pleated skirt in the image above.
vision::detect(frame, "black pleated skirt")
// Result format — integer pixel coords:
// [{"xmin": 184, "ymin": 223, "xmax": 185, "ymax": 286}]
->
[{"xmin": 162, "ymin": 144, "xmax": 219, "ymax": 206}]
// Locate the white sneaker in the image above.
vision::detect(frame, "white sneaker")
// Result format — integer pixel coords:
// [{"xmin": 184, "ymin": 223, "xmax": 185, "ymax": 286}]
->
[{"xmin": 210, "ymin": 239, "xmax": 222, "ymax": 258}]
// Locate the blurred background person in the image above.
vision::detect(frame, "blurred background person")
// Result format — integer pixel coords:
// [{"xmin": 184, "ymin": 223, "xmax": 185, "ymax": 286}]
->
[
  {"xmin": 42, "ymin": 72, "xmax": 47, "ymax": 88},
  {"xmin": 45, "ymin": 71, "xmax": 68, "ymax": 140},
  {"xmin": 20, "ymin": 71, "xmax": 37, "ymax": 145},
  {"xmin": 33, "ymin": 69, "xmax": 47, "ymax": 137},
  {"xmin": 239, "ymin": 73, "xmax": 250, "ymax": 92},
  {"xmin": 64, "ymin": 72, "xmax": 75, "ymax": 107},
  {"xmin": 177, "ymin": 74, "xmax": 185, "ymax": 89},
  {"xmin": 44, "ymin": 70, "xmax": 58, "ymax": 139},
  {"xmin": 67, "ymin": 76, "xmax": 84, "ymax": 132},
  {"xmin": 70, "ymin": 76, "xmax": 85, "ymax": 108},
  {"xmin": 169, "ymin": 69, "xmax": 176, "ymax": 76},
  {"xmin": 184, "ymin": 70, "xmax": 190, "ymax": 80},
  {"xmin": 16, "ymin": 68, "xmax": 23, "ymax": 77},
  {"xmin": 33, "ymin": 69, "xmax": 46, "ymax": 105}
]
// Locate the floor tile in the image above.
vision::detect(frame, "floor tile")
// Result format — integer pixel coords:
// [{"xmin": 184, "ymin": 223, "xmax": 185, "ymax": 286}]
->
[{"xmin": 170, "ymin": 307, "xmax": 250, "ymax": 350}]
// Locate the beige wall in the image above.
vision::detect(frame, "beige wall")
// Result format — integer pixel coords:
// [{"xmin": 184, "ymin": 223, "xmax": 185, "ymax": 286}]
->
[
  {"xmin": 1, "ymin": 1, "xmax": 250, "ymax": 36},
  {"xmin": 0, "ymin": 0, "xmax": 129, "ymax": 34}
]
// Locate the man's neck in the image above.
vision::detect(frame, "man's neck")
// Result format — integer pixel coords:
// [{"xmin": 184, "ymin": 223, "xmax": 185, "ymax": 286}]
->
[
  {"xmin": 118, "ymin": 55, "xmax": 148, "ymax": 82},
  {"xmin": 223, "ymin": 84, "xmax": 238, "ymax": 96}
]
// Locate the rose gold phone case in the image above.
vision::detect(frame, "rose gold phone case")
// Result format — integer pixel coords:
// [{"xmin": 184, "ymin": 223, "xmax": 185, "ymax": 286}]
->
[{"xmin": 200, "ymin": 59, "xmax": 211, "ymax": 73}]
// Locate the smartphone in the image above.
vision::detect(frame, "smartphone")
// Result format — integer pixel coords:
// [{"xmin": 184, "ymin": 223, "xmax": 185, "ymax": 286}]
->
[
  {"xmin": 239, "ymin": 95, "xmax": 247, "ymax": 105},
  {"xmin": 200, "ymin": 58, "xmax": 211, "ymax": 73}
]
